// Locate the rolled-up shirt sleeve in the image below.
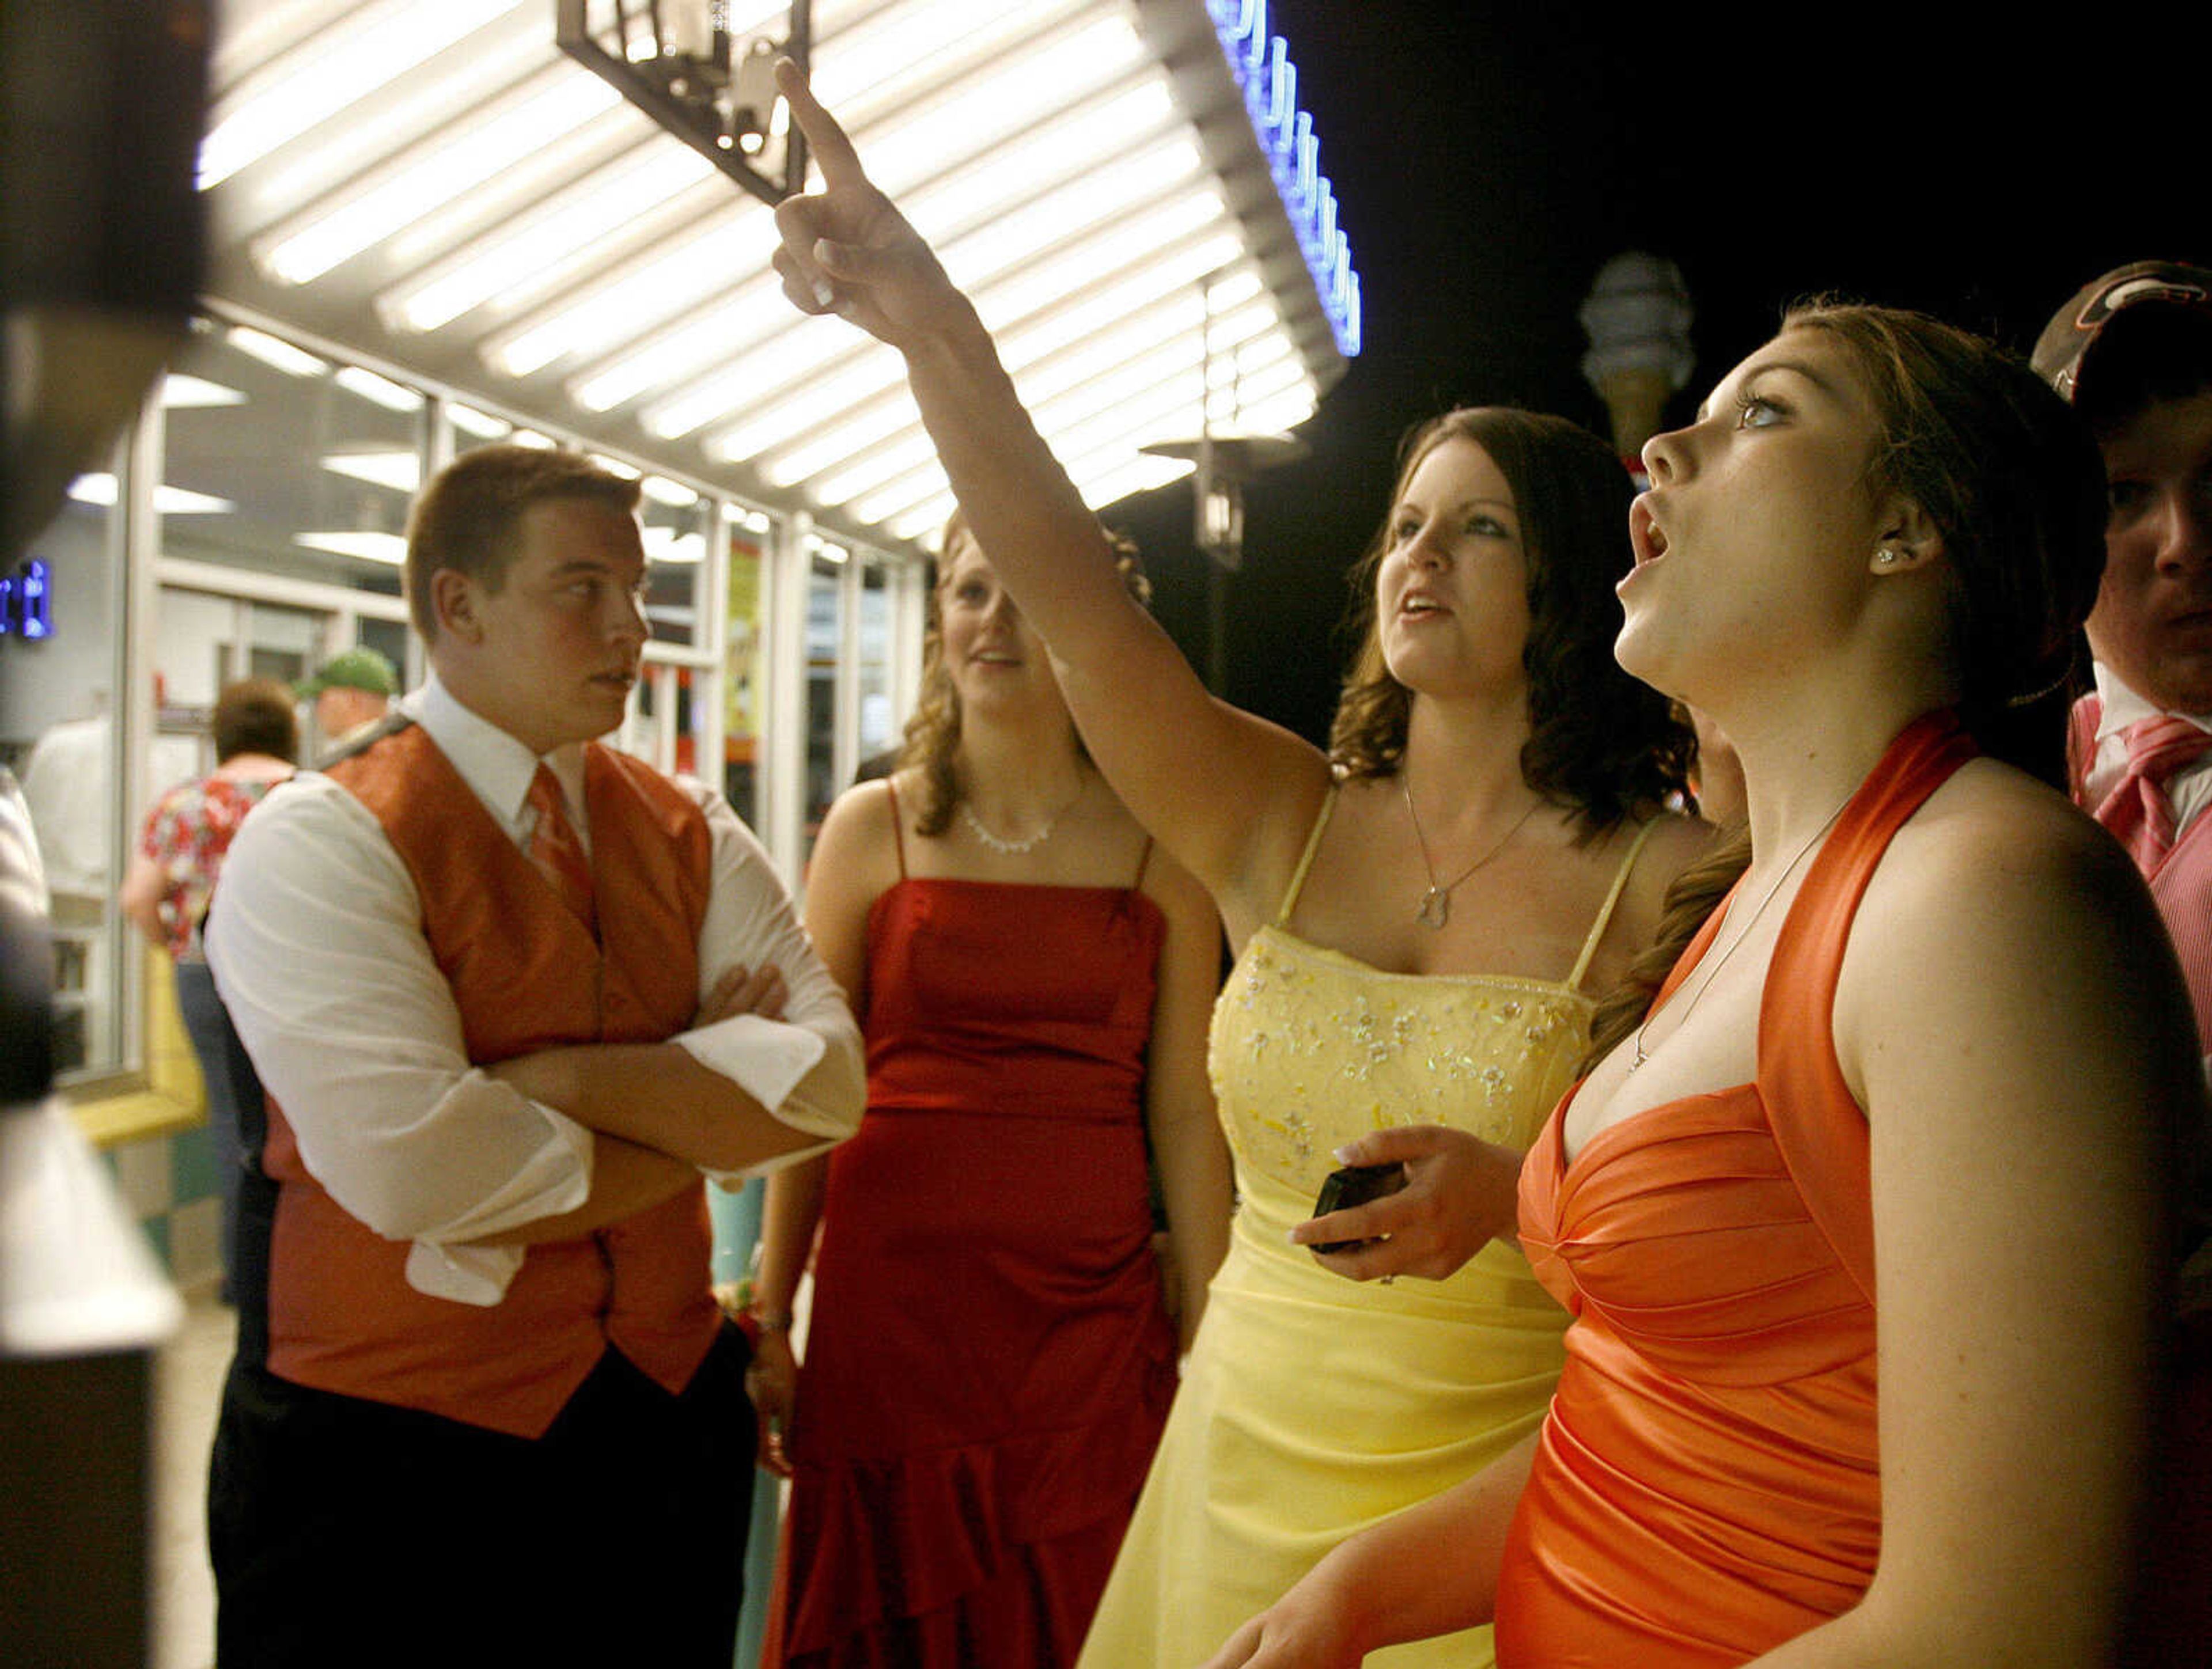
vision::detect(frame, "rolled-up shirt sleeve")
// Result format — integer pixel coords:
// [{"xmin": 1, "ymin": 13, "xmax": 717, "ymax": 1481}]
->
[
  {"xmin": 207, "ymin": 776, "xmax": 593, "ymax": 1301},
  {"xmin": 677, "ymin": 788, "xmax": 865, "ymax": 1177}
]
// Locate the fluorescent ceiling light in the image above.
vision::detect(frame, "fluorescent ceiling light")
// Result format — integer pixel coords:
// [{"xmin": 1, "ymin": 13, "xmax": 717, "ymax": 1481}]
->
[
  {"xmin": 161, "ymin": 374, "xmax": 248, "ymax": 408},
  {"xmin": 994, "ymin": 230, "xmax": 1247, "ymax": 370},
  {"xmin": 704, "ymin": 346, "xmax": 907, "ymax": 462},
  {"xmin": 814, "ymin": 0, "xmax": 1091, "ymax": 116},
  {"xmin": 493, "ymin": 209, "xmax": 777, "ymax": 381},
  {"xmin": 321, "ymin": 450, "xmax": 422, "ymax": 492},
  {"xmin": 388, "ymin": 146, "xmax": 717, "ymax": 332},
  {"xmin": 642, "ymin": 528, "xmax": 706, "ymax": 565},
  {"xmin": 226, "ymin": 325, "xmax": 328, "ymax": 378},
  {"xmin": 296, "ymin": 530, "xmax": 410, "ymax": 564},
  {"xmin": 495, "ymin": 74, "xmax": 1168, "ymax": 389},
  {"xmin": 903, "ymin": 81, "xmax": 1176, "ymax": 248},
  {"xmin": 795, "ymin": 428, "xmax": 938, "ymax": 503},
  {"xmin": 334, "ymin": 366, "xmax": 423, "ymax": 412},
  {"xmin": 1069, "ymin": 452, "xmax": 1195, "ymax": 513},
  {"xmin": 565, "ymin": 272, "xmax": 782, "ymax": 412},
  {"xmin": 639, "ymin": 475, "xmax": 701, "ymax": 509},
  {"xmin": 690, "ymin": 195, "xmax": 1230, "ymax": 456},
  {"xmin": 256, "ymin": 73, "xmax": 620, "ymax": 284},
  {"xmin": 67, "ymin": 475, "xmax": 234, "ymax": 514},
  {"xmin": 446, "ymin": 402, "xmax": 511, "ymax": 438},
  {"xmin": 889, "ymin": 495, "xmax": 960, "ymax": 544},
  {"xmin": 772, "ymin": 284, "xmax": 1273, "ymax": 498},
  {"xmin": 853, "ymin": 464, "xmax": 952, "ymax": 529},
  {"xmin": 938, "ymin": 141, "xmax": 1203, "ymax": 293},
  {"xmin": 198, "ymin": 0, "xmax": 515, "ymax": 187}
]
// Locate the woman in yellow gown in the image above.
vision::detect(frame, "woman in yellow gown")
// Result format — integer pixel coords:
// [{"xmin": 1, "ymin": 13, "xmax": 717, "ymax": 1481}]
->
[{"xmin": 762, "ymin": 67, "xmax": 1711, "ymax": 1666}]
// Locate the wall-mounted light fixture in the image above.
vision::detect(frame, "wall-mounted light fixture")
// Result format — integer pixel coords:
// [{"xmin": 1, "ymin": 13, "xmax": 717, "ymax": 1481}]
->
[{"xmin": 555, "ymin": 0, "xmax": 812, "ymax": 207}]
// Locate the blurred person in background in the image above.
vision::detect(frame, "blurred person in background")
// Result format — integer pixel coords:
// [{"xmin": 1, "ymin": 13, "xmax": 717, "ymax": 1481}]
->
[{"xmin": 118, "ymin": 676, "xmax": 296, "ymax": 1298}]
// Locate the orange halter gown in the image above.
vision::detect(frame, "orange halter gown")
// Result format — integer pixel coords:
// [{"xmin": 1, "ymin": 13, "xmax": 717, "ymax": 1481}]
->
[{"xmin": 1501, "ymin": 711, "xmax": 1976, "ymax": 1667}]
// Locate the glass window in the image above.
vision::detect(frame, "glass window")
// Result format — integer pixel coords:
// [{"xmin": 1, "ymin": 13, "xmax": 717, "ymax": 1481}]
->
[
  {"xmin": 638, "ymin": 476, "xmax": 706, "ymax": 650},
  {"xmin": 724, "ymin": 518, "xmax": 770, "ymax": 829},
  {"xmin": 162, "ymin": 321, "xmax": 425, "ymax": 601},
  {"xmin": 857, "ymin": 559, "xmax": 894, "ymax": 771},
  {"xmin": 803, "ymin": 543, "xmax": 847, "ymax": 854},
  {"xmin": 4, "ymin": 476, "xmax": 127, "ymax": 1078}
]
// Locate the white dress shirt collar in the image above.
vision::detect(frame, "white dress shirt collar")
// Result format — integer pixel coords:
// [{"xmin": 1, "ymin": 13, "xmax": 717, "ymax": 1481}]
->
[
  {"xmin": 408, "ymin": 673, "xmax": 590, "ymax": 840},
  {"xmin": 2091, "ymin": 662, "xmax": 2212, "ymax": 741}
]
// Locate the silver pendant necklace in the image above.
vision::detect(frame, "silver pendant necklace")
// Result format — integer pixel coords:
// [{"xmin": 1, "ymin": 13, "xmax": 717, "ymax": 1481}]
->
[
  {"xmin": 960, "ymin": 776, "xmax": 1085, "ymax": 856},
  {"xmin": 1627, "ymin": 791, "xmax": 1853, "ymax": 1072},
  {"xmin": 1400, "ymin": 768, "xmax": 1544, "ymax": 931}
]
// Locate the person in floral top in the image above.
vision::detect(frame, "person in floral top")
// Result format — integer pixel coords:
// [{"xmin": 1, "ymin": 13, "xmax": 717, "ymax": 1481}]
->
[{"xmin": 120, "ymin": 677, "xmax": 297, "ymax": 1295}]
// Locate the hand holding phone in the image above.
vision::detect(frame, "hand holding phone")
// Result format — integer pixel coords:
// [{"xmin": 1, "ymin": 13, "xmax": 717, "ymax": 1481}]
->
[{"xmin": 1306, "ymin": 1162, "xmax": 1408, "ymax": 1254}]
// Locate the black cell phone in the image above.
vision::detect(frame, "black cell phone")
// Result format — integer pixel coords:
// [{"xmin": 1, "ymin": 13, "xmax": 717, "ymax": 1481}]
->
[{"xmin": 1308, "ymin": 1162, "xmax": 1407, "ymax": 1254}]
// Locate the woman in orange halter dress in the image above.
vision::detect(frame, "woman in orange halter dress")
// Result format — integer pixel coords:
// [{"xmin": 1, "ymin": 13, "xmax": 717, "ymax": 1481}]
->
[{"xmin": 1199, "ymin": 307, "xmax": 2202, "ymax": 1667}]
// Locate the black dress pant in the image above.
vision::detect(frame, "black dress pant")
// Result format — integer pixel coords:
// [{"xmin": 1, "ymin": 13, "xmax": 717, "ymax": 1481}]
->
[{"xmin": 209, "ymin": 1325, "xmax": 755, "ymax": 1669}]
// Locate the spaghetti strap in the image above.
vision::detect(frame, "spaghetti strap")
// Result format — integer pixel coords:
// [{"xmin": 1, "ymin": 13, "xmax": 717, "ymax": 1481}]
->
[
  {"xmin": 1563, "ymin": 817, "xmax": 1659, "ymax": 992},
  {"xmin": 885, "ymin": 777, "xmax": 908, "ymax": 880},
  {"xmin": 1272, "ymin": 784, "xmax": 1340, "ymax": 928},
  {"xmin": 1131, "ymin": 835, "xmax": 1154, "ymax": 892}
]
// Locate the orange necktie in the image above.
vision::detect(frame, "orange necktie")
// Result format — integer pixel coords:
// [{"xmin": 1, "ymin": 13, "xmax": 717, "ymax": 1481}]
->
[
  {"xmin": 2093, "ymin": 714, "xmax": 2212, "ymax": 873},
  {"xmin": 525, "ymin": 764, "xmax": 596, "ymax": 933}
]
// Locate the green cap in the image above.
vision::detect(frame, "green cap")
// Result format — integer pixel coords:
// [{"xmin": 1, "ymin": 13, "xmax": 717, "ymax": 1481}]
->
[{"xmin": 296, "ymin": 646, "xmax": 399, "ymax": 699}]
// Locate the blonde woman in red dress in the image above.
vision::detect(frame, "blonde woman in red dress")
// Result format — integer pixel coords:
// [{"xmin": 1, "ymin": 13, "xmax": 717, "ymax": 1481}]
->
[{"xmin": 748, "ymin": 519, "xmax": 1227, "ymax": 1667}]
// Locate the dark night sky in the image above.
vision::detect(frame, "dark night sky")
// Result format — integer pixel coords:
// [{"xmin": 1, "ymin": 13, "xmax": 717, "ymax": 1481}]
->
[{"xmin": 1113, "ymin": 5, "xmax": 2204, "ymax": 745}]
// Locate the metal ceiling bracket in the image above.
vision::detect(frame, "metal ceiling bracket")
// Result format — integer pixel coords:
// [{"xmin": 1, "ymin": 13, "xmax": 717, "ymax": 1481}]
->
[{"xmin": 555, "ymin": 0, "xmax": 812, "ymax": 207}]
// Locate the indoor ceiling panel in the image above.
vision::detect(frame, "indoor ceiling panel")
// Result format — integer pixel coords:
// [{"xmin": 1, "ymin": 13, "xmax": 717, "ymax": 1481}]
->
[{"xmin": 200, "ymin": 0, "xmax": 1357, "ymax": 552}]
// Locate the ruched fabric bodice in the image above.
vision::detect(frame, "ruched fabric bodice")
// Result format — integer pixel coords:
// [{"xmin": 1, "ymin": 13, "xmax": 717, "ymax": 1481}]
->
[
  {"xmin": 1501, "ymin": 711, "xmax": 1975, "ymax": 1668},
  {"xmin": 863, "ymin": 877, "xmax": 1162, "ymax": 1126},
  {"xmin": 1078, "ymin": 798, "xmax": 1653, "ymax": 1669}
]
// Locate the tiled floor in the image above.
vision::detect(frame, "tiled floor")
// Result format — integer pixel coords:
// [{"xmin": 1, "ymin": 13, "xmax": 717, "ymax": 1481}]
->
[{"xmin": 151, "ymin": 1284, "xmax": 231, "ymax": 1669}]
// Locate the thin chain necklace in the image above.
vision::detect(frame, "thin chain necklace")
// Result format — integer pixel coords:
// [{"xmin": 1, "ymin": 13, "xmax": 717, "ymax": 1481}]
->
[
  {"xmin": 1400, "ymin": 769, "xmax": 1544, "ymax": 930},
  {"xmin": 1628, "ymin": 790, "xmax": 1853, "ymax": 1072},
  {"xmin": 960, "ymin": 777, "xmax": 1085, "ymax": 856}
]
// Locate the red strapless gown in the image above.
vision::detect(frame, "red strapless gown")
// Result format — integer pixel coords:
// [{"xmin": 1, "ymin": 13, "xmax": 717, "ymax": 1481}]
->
[
  {"xmin": 778, "ymin": 876, "xmax": 1179, "ymax": 1668},
  {"xmin": 1500, "ymin": 711, "xmax": 1975, "ymax": 1667}
]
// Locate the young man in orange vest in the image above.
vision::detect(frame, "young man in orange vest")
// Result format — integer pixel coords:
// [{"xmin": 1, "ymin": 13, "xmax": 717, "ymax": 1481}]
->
[
  {"xmin": 2036, "ymin": 260, "xmax": 2212, "ymax": 1666},
  {"xmin": 206, "ymin": 445, "xmax": 865, "ymax": 1668}
]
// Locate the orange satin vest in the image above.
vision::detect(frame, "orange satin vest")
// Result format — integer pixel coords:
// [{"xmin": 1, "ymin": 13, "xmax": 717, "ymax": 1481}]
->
[{"xmin": 260, "ymin": 724, "xmax": 721, "ymax": 1439}]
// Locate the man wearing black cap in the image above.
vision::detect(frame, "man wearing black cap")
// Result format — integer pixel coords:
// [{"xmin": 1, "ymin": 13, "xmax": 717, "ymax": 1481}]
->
[{"xmin": 2035, "ymin": 258, "xmax": 2212, "ymax": 1667}]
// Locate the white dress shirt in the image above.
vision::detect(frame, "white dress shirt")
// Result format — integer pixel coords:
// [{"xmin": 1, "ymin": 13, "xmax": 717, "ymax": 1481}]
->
[
  {"xmin": 2082, "ymin": 663, "xmax": 2212, "ymax": 837},
  {"xmin": 207, "ymin": 675, "xmax": 863, "ymax": 1305}
]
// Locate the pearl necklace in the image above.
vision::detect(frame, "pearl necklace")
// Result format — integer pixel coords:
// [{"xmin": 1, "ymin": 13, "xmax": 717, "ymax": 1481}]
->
[
  {"xmin": 1628, "ymin": 791, "xmax": 1852, "ymax": 1072},
  {"xmin": 1400, "ymin": 769, "xmax": 1544, "ymax": 931}
]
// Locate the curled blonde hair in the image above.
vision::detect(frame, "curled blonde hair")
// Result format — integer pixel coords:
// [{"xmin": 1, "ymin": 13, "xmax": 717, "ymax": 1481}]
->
[{"xmin": 896, "ymin": 510, "xmax": 1150, "ymax": 837}]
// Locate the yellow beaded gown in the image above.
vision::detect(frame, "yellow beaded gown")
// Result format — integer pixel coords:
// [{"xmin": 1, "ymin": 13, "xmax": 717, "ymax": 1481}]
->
[{"xmin": 1077, "ymin": 791, "xmax": 1653, "ymax": 1668}]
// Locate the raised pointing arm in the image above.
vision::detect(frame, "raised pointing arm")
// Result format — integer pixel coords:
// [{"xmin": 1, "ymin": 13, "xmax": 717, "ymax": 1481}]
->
[{"xmin": 767, "ymin": 62, "xmax": 1329, "ymax": 930}]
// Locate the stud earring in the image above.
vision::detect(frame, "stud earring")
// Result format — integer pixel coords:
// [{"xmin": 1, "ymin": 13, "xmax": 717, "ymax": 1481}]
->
[{"xmin": 1874, "ymin": 548, "xmax": 1903, "ymax": 568}]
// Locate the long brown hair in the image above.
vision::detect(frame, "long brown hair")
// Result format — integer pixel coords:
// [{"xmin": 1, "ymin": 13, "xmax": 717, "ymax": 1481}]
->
[
  {"xmin": 1581, "ymin": 303, "xmax": 2108, "ymax": 1067},
  {"xmin": 895, "ymin": 510, "xmax": 1149, "ymax": 837},
  {"xmin": 1330, "ymin": 407, "xmax": 1692, "ymax": 837}
]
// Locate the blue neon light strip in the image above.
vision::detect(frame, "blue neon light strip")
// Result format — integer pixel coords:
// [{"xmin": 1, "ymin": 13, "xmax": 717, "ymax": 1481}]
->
[{"xmin": 1206, "ymin": 0, "xmax": 1362, "ymax": 357}]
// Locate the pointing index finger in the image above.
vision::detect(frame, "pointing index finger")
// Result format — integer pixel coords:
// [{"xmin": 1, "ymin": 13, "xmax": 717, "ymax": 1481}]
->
[{"xmin": 774, "ymin": 58, "xmax": 866, "ymax": 188}]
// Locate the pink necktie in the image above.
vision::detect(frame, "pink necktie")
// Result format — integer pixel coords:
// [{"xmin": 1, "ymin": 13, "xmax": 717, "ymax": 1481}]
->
[
  {"xmin": 526, "ymin": 764, "xmax": 596, "ymax": 933},
  {"xmin": 2094, "ymin": 715, "xmax": 2212, "ymax": 872}
]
